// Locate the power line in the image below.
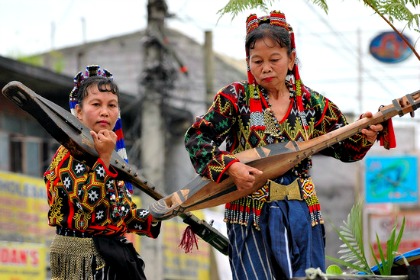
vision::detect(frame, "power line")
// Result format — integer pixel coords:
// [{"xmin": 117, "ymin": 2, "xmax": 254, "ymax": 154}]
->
[{"xmin": 301, "ymin": 0, "xmax": 416, "ymax": 101}]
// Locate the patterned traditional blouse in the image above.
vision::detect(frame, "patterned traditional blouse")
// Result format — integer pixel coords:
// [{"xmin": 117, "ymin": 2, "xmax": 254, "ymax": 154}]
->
[
  {"xmin": 185, "ymin": 81, "xmax": 373, "ymax": 228},
  {"xmin": 44, "ymin": 146, "xmax": 160, "ymax": 238}
]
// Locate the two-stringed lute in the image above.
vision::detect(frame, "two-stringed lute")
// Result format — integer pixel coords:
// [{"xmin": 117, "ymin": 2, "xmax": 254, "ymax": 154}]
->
[
  {"xmin": 149, "ymin": 89, "xmax": 420, "ymax": 220},
  {"xmin": 1, "ymin": 81, "xmax": 229, "ymax": 255}
]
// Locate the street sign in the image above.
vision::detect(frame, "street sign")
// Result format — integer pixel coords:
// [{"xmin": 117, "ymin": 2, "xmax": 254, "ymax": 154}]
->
[{"xmin": 369, "ymin": 31, "xmax": 413, "ymax": 63}]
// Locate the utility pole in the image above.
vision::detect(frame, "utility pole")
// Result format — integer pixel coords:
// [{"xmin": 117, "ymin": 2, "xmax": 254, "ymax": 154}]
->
[
  {"xmin": 140, "ymin": 0, "xmax": 169, "ymax": 279},
  {"xmin": 204, "ymin": 30, "xmax": 214, "ymax": 107}
]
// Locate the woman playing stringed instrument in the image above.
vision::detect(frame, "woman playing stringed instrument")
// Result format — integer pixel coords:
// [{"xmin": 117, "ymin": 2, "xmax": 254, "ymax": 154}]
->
[
  {"xmin": 184, "ymin": 11, "xmax": 386, "ymax": 279},
  {"xmin": 44, "ymin": 65, "xmax": 161, "ymax": 280}
]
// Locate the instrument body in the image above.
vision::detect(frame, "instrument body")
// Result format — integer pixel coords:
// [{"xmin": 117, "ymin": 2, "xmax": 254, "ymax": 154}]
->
[{"xmin": 149, "ymin": 89, "xmax": 420, "ymax": 220}]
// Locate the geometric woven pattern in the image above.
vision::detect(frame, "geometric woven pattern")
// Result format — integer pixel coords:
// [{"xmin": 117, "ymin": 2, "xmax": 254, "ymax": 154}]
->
[
  {"xmin": 44, "ymin": 146, "xmax": 157, "ymax": 237},
  {"xmin": 185, "ymin": 81, "xmax": 374, "ymax": 229}
]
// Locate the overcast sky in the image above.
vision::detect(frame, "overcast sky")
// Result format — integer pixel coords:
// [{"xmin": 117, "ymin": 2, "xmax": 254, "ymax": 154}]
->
[{"xmin": 1, "ymin": 0, "xmax": 419, "ymax": 117}]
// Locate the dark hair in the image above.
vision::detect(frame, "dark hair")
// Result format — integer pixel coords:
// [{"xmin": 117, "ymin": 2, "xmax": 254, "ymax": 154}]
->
[
  {"xmin": 76, "ymin": 76, "xmax": 119, "ymax": 105},
  {"xmin": 245, "ymin": 23, "xmax": 292, "ymax": 56}
]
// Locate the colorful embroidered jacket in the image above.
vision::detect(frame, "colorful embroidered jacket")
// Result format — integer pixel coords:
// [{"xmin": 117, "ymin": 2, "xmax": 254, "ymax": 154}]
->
[
  {"xmin": 44, "ymin": 146, "xmax": 160, "ymax": 238},
  {"xmin": 185, "ymin": 81, "xmax": 374, "ymax": 228}
]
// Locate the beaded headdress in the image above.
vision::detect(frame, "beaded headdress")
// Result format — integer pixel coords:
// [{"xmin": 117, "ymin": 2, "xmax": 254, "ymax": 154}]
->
[
  {"xmin": 69, "ymin": 65, "xmax": 133, "ymax": 193},
  {"xmin": 246, "ymin": 10, "xmax": 309, "ymax": 132}
]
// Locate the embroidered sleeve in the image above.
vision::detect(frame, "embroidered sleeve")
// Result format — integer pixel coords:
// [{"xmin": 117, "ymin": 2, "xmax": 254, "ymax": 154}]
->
[
  {"xmin": 310, "ymin": 93, "xmax": 373, "ymax": 162},
  {"xmin": 125, "ymin": 208, "xmax": 161, "ymax": 238},
  {"xmin": 185, "ymin": 84, "xmax": 241, "ymax": 183}
]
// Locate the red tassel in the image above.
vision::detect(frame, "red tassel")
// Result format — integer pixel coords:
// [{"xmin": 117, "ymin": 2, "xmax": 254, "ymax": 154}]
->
[
  {"xmin": 179, "ymin": 226, "xmax": 199, "ymax": 253},
  {"xmin": 379, "ymin": 118, "xmax": 397, "ymax": 149}
]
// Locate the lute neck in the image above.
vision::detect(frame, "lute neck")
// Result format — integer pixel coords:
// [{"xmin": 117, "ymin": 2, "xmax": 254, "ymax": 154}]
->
[{"xmin": 298, "ymin": 90, "xmax": 420, "ymax": 154}]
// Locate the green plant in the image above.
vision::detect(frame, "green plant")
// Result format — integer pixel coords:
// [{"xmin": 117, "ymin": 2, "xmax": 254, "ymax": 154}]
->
[
  {"xmin": 369, "ymin": 216, "xmax": 406, "ymax": 275},
  {"xmin": 326, "ymin": 200, "xmax": 374, "ymax": 275},
  {"xmin": 218, "ymin": 0, "xmax": 328, "ymax": 17},
  {"xmin": 217, "ymin": 0, "xmax": 420, "ymax": 60},
  {"xmin": 326, "ymin": 200, "xmax": 406, "ymax": 276}
]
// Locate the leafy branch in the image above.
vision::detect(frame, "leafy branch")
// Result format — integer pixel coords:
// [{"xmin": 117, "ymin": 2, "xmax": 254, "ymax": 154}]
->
[
  {"xmin": 218, "ymin": 0, "xmax": 420, "ymax": 60},
  {"xmin": 363, "ymin": 0, "xmax": 420, "ymax": 60}
]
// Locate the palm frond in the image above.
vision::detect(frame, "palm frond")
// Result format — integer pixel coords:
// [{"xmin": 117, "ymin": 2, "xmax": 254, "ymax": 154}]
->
[
  {"xmin": 326, "ymin": 201, "xmax": 373, "ymax": 274},
  {"xmin": 328, "ymin": 199, "xmax": 407, "ymax": 276}
]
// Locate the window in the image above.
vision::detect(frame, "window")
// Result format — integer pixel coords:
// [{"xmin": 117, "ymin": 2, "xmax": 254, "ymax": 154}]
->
[
  {"xmin": 10, "ymin": 136, "xmax": 23, "ymax": 174},
  {"xmin": 7, "ymin": 135, "xmax": 58, "ymax": 178}
]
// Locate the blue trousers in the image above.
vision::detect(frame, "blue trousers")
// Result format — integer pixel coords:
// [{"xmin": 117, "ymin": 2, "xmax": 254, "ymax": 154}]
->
[{"xmin": 227, "ymin": 200, "xmax": 325, "ymax": 280}]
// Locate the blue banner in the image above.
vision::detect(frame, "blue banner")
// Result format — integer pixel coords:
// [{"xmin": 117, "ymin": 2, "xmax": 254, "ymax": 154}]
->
[{"xmin": 365, "ymin": 155, "xmax": 418, "ymax": 204}]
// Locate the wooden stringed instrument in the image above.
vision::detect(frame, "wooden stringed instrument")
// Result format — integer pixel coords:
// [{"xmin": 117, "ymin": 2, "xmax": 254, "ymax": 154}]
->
[
  {"xmin": 1, "ymin": 81, "xmax": 229, "ymax": 255},
  {"xmin": 149, "ymin": 89, "xmax": 420, "ymax": 220}
]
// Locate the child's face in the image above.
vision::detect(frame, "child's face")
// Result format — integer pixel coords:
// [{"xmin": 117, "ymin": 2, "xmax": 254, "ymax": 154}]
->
[{"xmin": 75, "ymin": 84, "xmax": 119, "ymax": 133}]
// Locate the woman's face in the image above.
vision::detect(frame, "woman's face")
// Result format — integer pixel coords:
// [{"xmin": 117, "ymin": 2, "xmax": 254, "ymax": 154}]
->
[
  {"xmin": 75, "ymin": 84, "xmax": 119, "ymax": 133},
  {"xmin": 248, "ymin": 37, "xmax": 295, "ymax": 91}
]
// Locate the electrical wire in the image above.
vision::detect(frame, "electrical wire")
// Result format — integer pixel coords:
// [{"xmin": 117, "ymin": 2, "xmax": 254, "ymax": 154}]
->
[{"xmin": 301, "ymin": 0, "xmax": 416, "ymax": 101}]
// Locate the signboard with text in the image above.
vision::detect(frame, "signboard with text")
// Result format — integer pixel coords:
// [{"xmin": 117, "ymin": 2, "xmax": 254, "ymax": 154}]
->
[
  {"xmin": 0, "ymin": 171, "xmax": 215, "ymax": 278},
  {"xmin": 0, "ymin": 171, "xmax": 53, "ymax": 279},
  {"xmin": 0, "ymin": 171, "xmax": 54, "ymax": 244},
  {"xmin": 369, "ymin": 211, "xmax": 420, "ymax": 260},
  {"xmin": 0, "ymin": 242, "xmax": 46, "ymax": 280}
]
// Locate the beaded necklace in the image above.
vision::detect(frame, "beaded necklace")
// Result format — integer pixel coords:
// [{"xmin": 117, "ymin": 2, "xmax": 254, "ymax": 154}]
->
[
  {"xmin": 260, "ymin": 85, "xmax": 309, "ymax": 141},
  {"xmin": 246, "ymin": 11, "xmax": 310, "ymax": 142}
]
